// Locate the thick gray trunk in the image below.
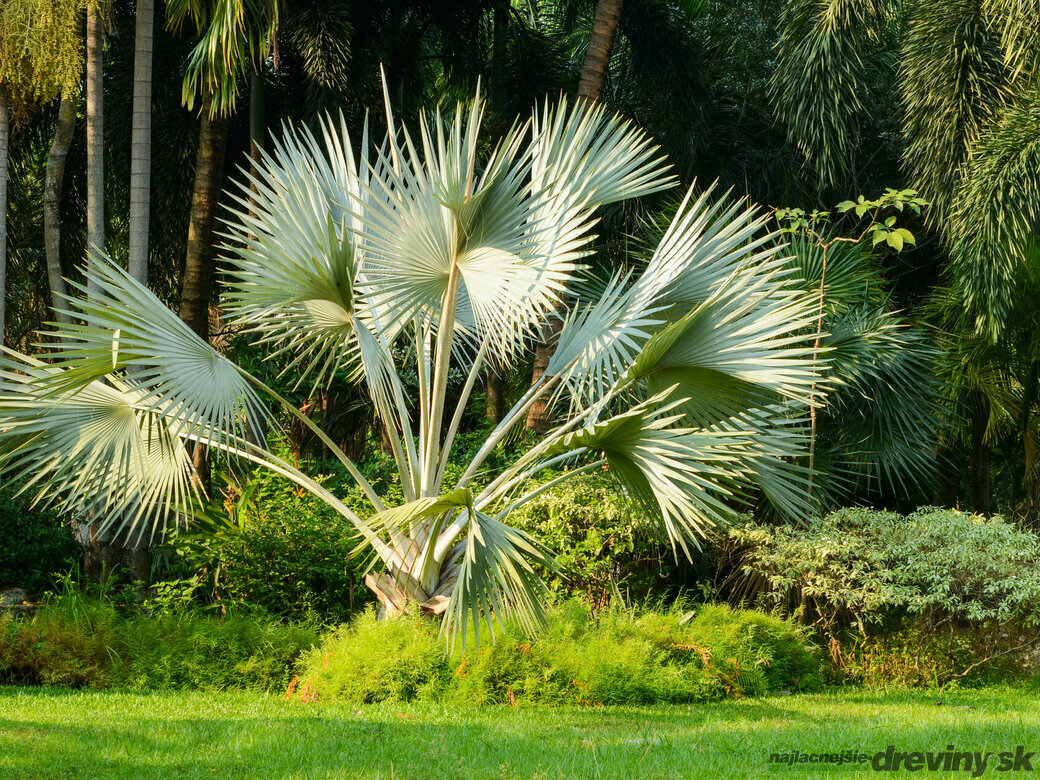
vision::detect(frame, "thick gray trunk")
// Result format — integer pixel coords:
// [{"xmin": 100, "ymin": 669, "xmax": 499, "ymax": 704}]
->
[
  {"xmin": 129, "ymin": 0, "xmax": 153, "ymax": 285},
  {"xmin": 0, "ymin": 98, "xmax": 7, "ymax": 344},
  {"xmin": 44, "ymin": 97, "xmax": 75, "ymax": 325},
  {"xmin": 86, "ymin": 4, "xmax": 105, "ymax": 287}
]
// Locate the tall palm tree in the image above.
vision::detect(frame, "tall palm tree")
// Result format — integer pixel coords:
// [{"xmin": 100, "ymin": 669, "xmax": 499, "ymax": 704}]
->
[
  {"xmin": 0, "ymin": 92, "xmax": 825, "ymax": 643},
  {"xmin": 166, "ymin": 0, "xmax": 278, "ymax": 341}
]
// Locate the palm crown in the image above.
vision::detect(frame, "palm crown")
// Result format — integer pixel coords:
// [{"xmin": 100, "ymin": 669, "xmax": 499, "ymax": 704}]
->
[{"xmin": 0, "ymin": 89, "xmax": 824, "ymax": 645}]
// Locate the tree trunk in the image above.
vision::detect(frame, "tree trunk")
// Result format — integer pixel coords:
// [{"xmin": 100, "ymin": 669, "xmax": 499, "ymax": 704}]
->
[
  {"xmin": 249, "ymin": 69, "xmax": 265, "ymax": 176},
  {"xmin": 129, "ymin": 0, "xmax": 154, "ymax": 285},
  {"xmin": 525, "ymin": 307, "xmax": 563, "ymax": 433},
  {"xmin": 577, "ymin": 0, "xmax": 625, "ymax": 101},
  {"xmin": 486, "ymin": 372, "xmax": 504, "ymax": 424},
  {"xmin": 86, "ymin": 3, "xmax": 105, "ymax": 285},
  {"xmin": 179, "ymin": 93, "xmax": 228, "ymax": 342},
  {"xmin": 526, "ymin": 0, "xmax": 625, "ymax": 432},
  {"xmin": 0, "ymin": 97, "xmax": 7, "ymax": 344},
  {"xmin": 44, "ymin": 97, "xmax": 75, "ymax": 324},
  {"xmin": 970, "ymin": 394, "xmax": 991, "ymax": 514}
]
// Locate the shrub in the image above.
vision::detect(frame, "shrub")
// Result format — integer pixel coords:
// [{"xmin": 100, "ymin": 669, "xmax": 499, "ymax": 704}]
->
[
  {"xmin": 0, "ymin": 581, "xmax": 318, "ymax": 691},
  {"xmin": 166, "ymin": 466, "xmax": 373, "ymax": 622},
  {"xmin": 721, "ymin": 507, "xmax": 1040, "ymax": 635},
  {"xmin": 720, "ymin": 507, "xmax": 1040, "ymax": 685},
  {"xmin": 295, "ymin": 610, "xmax": 452, "ymax": 703},
  {"xmin": 0, "ymin": 484, "xmax": 80, "ymax": 596},
  {"xmin": 294, "ymin": 601, "xmax": 820, "ymax": 705},
  {"xmin": 508, "ymin": 472, "xmax": 669, "ymax": 609}
]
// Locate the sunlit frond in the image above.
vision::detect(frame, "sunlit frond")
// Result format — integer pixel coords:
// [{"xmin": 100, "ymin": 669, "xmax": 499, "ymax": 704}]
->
[
  {"xmin": 0, "ymin": 351, "xmax": 197, "ymax": 544},
  {"xmin": 39, "ymin": 257, "xmax": 269, "ymax": 450},
  {"xmin": 442, "ymin": 510, "xmax": 552, "ymax": 650}
]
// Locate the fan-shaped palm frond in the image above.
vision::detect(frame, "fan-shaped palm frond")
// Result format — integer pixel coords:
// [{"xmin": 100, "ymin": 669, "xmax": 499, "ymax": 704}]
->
[{"xmin": 0, "ymin": 350, "xmax": 196, "ymax": 543}]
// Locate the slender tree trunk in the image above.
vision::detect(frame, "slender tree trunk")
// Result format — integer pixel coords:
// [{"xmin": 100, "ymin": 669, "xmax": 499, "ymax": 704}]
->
[
  {"xmin": 44, "ymin": 97, "xmax": 75, "ymax": 324},
  {"xmin": 179, "ymin": 93, "xmax": 228, "ymax": 342},
  {"xmin": 86, "ymin": 3, "xmax": 105, "ymax": 285},
  {"xmin": 526, "ymin": 0, "xmax": 625, "ymax": 432},
  {"xmin": 249, "ymin": 69, "xmax": 265, "ymax": 175},
  {"xmin": 486, "ymin": 372, "xmax": 504, "ymax": 424},
  {"xmin": 970, "ymin": 393, "xmax": 991, "ymax": 514},
  {"xmin": 0, "ymin": 98, "xmax": 8, "ymax": 344},
  {"xmin": 129, "ymin": 0, "xmax": 154, "ymax": 285},
  {"xmin": 577, "ymin": 0, "xmax": 625, "ymax": 101},
  {"xmin": 179, "ymin": 93, "xmax": 228, "ymax": 494}
]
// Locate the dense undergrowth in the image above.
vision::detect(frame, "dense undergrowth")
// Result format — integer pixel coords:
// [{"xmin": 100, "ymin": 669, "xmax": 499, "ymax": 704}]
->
[{"xmin": 293, "ymin": 601, "xmax": 821, "ymax": 706}]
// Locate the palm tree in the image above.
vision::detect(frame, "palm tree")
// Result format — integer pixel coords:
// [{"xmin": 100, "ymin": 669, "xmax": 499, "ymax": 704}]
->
[
  {"xmin": 166, "ymin": 0, "xmax": 278, "ymax": 341},
  {"xmin": 0, "ymin": 91, "xmax": 824, "ymax": 644}
]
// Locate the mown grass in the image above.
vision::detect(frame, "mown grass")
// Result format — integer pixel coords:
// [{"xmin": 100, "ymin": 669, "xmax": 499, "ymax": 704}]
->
[{"xmin": 3, "ymin": 686, "xmax": 1040, "ymax": 778}]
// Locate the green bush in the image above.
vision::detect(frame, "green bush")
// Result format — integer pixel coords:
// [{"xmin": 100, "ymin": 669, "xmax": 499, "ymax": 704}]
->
[
  {"xmin": 295, "ymin": 610, "xmax": 452, "ymax": 703},
  {"xmin": 166, "ymin": 466, "xmax": 373, "ymax": 622},
  {"xmin": 831, "ymin": 616, "xmax": 1040, "ymax": 688},
  {"xmin": 508, "ymin": 472, "xmax": 669, "ymax": 608},
  {"xmin": 294, "ymin": 601, "xmax": 820, "ymax": 705},
  {"xmin": 722, "ymin": 507, "xmax": 1040, "ymax": 634},
  {"xmin": 0, "ymin": 582, "xmax": 319, "ymax": 691},
  {"xmin": 0, "ymin": 484, "xmax": 80, "ymax": 596},
  {"xmin": 721, "ymin": 507, "xmax": 1040, "ymax": 685}
]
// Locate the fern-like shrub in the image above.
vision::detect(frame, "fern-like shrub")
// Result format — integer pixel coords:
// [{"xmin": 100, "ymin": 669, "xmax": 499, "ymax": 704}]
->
[{"xmin": 293, "ymin": 601, "xmax": 820, "ymax": 705}]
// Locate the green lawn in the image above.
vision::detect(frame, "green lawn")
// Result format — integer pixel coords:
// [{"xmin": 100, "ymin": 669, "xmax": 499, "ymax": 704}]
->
[{"xmin": 3, "ymin": 686, "xmax": 1040, "ymax": 778}]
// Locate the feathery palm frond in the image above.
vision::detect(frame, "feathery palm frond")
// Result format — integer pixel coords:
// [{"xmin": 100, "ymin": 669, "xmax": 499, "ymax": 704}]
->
[
  {"xmin": 770, "ymin": 0, "xmax": 893, "ymax": 186},
  {"xmin": 947, "ymin": 88, "xmax": 1040, "ymax": 338}
]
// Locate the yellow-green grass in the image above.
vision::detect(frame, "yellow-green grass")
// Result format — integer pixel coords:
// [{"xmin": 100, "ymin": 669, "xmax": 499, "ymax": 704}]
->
[{"xmin": 2, "ymin": 686, "xmax": 1039, "ymax": 778}]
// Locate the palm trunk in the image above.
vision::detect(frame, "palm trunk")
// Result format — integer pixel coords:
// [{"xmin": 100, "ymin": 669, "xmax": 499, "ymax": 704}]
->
[
  {"xmin": 526, "ymin": 0, "xmax": 625, "ymax": 432},
  {"xmin": 577, "ymin": 0, "xmax": 625, "ymax": 101},
  {"xmin": 179, "ymin": 93, "xmax": 228, "ymax": 341},
  {"xmin": 86, "ymin": 3, "xmax": 105, "ymax": 284},
  {"xmin": 970, "ymin": 393, "xmax": 991, "ymax": 514},
  {"xmin": 44, "ymin": 97, "xmax": 75, "ymax": 324},
  {"xmin": 486, "ymin": 372, "xmax": 504, "ymax": 424},
  {"xmin": 249, "ymin": 69, "xmax": 264, "ymax": 176},
  {"xmin": 0, "ymin": 97, "xmax": 8, "ymax": 344},
  {"xmin": 129, "ymin": 0, "xmax": 153, "ymax": 285}
]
